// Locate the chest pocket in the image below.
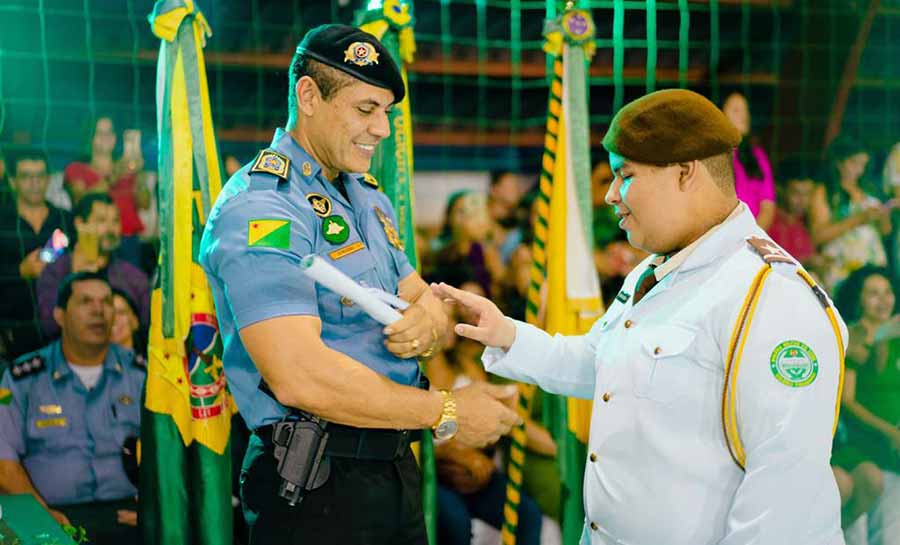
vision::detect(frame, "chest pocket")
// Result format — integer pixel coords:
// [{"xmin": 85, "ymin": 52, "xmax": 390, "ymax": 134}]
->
[
  {"xmin": 315, "ymin": 242, "xmax": 379, "ymax": 330},
  {"xmin": 109, "ymin": 386, "xmax": 141, "ymax": 445},
  {"xmin": 26, "ymin": 399, "xmax": 79, "ymax": 452},
  {"xmin": 633, "ymin": 325, "xmax": 698, "ymax": 404}
]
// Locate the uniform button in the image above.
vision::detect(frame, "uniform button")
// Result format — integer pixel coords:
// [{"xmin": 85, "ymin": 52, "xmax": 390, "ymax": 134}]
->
[
  {"xmin": 654, "ymin": 346, "xmax": 662, "ymax": 355},
  {"xmin": 590, "ymin": 522, "xmax": 599, "ymax": 531},
  {"xmin": 589, "ymin": 452, "xmax": 597, "ymax": 462},
  {"xmin": 624, "ymin": 319, "xmax": 633, "ymax": 329},
  {"xmin": 602, "ymin": 392, "xmax": 611, "ymax": 402}
]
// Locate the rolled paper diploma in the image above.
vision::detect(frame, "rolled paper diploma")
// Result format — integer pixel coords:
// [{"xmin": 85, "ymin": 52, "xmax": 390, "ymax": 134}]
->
[{"xmin": 300, "ymin": 255, "xmax": 403, "ymax": 325}]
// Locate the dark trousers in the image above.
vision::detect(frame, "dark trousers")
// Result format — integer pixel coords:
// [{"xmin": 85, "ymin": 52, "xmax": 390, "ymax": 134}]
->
[
  {"xmin": 240, "ymin": 433, "xmax": 427, "ymax": 545},
  {"xmin": 53, "ymin": 497, "xmax": 141, "ymax": 545},
  {"xmin": 437, "ymin": 473, "xmax": 543, "ymax": 545}
]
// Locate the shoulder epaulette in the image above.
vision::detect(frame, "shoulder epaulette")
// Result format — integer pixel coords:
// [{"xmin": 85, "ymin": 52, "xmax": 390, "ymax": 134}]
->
[
  {"xmin": 10, "ymin": 354, "xmax": 46, "ymax": 381},
  {"xmin": 745, "ymin": 236, "xmax": 795, "ymax": 265},
  {"xmin": 361, "ymin": 172, "xmax": 379, "ymax": 189},
  {"xmin": 250, "ymin": 149, "xmax": 291, "ymax": 180}
]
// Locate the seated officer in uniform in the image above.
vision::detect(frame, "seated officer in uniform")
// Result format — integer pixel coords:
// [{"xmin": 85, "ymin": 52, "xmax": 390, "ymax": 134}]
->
[
  {"xmin": 0, "ymin": 271, "xmax": 144, "ymax": 544},
  {"xmin": 199, "ymin": 24, "xmax": 521, "ymax": 545}
]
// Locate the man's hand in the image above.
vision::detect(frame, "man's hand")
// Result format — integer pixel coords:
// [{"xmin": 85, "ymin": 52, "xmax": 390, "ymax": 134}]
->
[
  {"xmin": 48, "ymin": 508, "xmax": 70, "ymax": 527},
  {"xmin": 453, "ymin": 382, "xmax": 522, "ymax": 448},
  {"xmin": 117, "ymin": 509, "xmax": 138, "ymax": 527},
  {"xmin": 19, "ymin": 249, "xmax": 46, "ymax": 279},
  {"xmin": 384, "ymin": 303, "xmax": 436, "ymax": 359},
  {"xmin": 431, "ymin": 282, "xmax": 516, "ymax": 349}
]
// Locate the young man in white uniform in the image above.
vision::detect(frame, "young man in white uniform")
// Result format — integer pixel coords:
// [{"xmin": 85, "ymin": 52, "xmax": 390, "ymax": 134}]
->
[{"xmin": 434, "ymin": 89, "xmax": 848, "ymax": 545}]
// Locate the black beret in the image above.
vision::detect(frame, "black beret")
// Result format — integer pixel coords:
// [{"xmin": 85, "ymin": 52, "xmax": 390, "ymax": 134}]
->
[
  {"xmin": 296, "ymin": 24, "xmax": 405, "ymax": 103},
  {"xmin": 602, "ymin": 89, "xmax": 741, "ymax": 165}
]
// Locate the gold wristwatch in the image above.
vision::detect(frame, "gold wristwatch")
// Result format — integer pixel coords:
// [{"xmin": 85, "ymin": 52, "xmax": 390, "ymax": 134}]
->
[{"xmin": 432, "ymin": 390, "xmax": 459, "ymax": 441}]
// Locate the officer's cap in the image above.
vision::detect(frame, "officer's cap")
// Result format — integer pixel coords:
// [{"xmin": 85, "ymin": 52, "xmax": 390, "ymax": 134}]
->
[
  {"xmin": 296, "ymin": 24, "xmax": 405, "ymax": 103},
  {"xmin": 602, "ymin": 89, "xmax": 741, "ymax": 165}
]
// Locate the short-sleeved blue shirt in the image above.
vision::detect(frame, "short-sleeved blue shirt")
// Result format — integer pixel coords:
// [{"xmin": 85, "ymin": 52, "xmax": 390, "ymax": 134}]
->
[
  {"xmin": 0, "ymin": 341, "xmax": 144, "ymax": 505},
  {"xmin": 199, "ymin": 129, "xmax": 417, "ymax": 431}
]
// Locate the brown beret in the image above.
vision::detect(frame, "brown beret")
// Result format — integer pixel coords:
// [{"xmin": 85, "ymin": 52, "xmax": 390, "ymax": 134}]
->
[{"xmin": 602, "ymin": 89, "xmax": 741, "ymax": 165}]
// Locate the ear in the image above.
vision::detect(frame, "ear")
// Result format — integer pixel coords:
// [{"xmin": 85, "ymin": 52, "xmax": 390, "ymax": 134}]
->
[
  {"xmin": 296, "ymin": 75, "xmax": 320, "ymax": 117},
  {"xmin": 676, "ymin": 160, "xmax": 701, "ymax": 191},
  {"xmin": 53, "ymin": 307, "xmax": 65, "ymax": 329}
]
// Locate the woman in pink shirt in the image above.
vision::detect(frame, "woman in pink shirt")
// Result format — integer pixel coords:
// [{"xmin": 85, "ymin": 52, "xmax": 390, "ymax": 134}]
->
[{"xmin": 722, "ymin": 92, "xmax": 776, "ymax": 230}]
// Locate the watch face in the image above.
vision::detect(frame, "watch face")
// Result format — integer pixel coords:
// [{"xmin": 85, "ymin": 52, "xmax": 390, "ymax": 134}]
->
[{"xmin": 435, "ymin": 420, "xmax": 459, "ymax": 440}]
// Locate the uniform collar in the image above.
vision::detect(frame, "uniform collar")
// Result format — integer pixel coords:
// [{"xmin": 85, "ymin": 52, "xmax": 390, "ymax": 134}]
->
[
  {"xmin": 49, "ymin": 340, "xmax": 124, "ymax": 382},
  {"xmin": 271, "ymin": 128, "xmax": 323, "ymax": 183},
  {"xmin": 652, "ymin": 202, "xmax": 753, "ymax": 282}
]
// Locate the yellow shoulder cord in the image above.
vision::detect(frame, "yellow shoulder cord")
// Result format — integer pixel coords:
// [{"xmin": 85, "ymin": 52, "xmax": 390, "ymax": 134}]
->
[{"xmin": 722, "ymin": 265, "xmax": 846, "ymax": 470}]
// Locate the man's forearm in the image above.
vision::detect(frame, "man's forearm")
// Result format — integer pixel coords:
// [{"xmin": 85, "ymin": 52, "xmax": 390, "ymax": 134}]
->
[{"xmin": 0, "ymin": 460, "xmax": 49, "ymax": 508}]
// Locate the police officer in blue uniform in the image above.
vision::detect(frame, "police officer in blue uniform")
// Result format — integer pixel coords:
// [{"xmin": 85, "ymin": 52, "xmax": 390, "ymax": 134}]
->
[
  {"xmin": 199, "ymin": 24, "xmax": 521, "ymax": 545},
  {"xmin": 0, "ymin": 271, "xmax": 144, "ymax": 544}
]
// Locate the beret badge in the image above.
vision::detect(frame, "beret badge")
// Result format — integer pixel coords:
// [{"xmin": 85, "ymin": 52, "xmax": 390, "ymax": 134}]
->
[{"xmin": 344, "ymin": 41, "xmax": 380, "ymax": 67}]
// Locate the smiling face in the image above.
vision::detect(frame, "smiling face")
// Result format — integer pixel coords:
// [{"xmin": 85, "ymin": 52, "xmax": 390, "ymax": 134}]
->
[
  {"xmin": 860, "ymin": 273, "xmax": 895, "ymax": 325},
  {"xmin": 300, "ymin": 77, "xmax": 394, "ymax": 178},
  {"xmin": 605, "ymin": 152, "xmax": 691, "ymax": 254}
]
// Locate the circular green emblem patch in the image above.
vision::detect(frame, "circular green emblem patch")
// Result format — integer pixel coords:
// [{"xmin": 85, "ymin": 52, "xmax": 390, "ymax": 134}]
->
[
  {"xmin": 769, "ymin": 340, "xmax": 818, "ymax": 387},
  {"xmin": 322, "ymin": 215, "xmax": 350, "ymax": 244}
]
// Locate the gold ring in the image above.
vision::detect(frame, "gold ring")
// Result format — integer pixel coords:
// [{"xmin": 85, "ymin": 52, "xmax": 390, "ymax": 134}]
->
[{"xmin": 412, "ymin": 339, "xmax": 421, "ymax": 350}]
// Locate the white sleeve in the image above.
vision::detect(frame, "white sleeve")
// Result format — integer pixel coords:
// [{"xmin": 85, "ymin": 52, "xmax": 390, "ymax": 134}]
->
[
  {"xmin": 718, "ymin": 273, "xmax": 846, "ymax": 545},
  {"xmin": 482, "ymin": 319, "xmax": 598, "ymax": 400}
]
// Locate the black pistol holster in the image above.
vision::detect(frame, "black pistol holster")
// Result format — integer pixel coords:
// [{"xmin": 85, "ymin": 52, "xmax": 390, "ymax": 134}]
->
[{"xmin": 271, "ymin": 416, "xmax": 330, "ymax": 506}]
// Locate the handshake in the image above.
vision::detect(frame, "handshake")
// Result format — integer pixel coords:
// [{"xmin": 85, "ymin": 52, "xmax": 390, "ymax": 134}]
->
[{"xmin": 439, "ymin": 382, "xmax": 523, "ymax": 449}]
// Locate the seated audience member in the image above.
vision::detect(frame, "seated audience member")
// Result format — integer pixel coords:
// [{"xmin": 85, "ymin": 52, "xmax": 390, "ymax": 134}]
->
[
  {"xmin": 0, "ymin": 272, "xmax": 145, "ymax": 544},
  {"xmin": 0, "ymin": 149, "xmax": 74, "ymax": 359},
  {"xmin": 428, "ymin": 283, "xmax": 550, "ymax": 545},
  {"xmin": 832, "ymin": 266, "xmax": 898, "ymax": 532},
  {"xmin": 767, "ymin": 157, "xmax": 817, "ymax": 265},
  {"xmin": 110, "ymin": 289, "xmax": 145, "ymax": 363},
  {"xmin": 37, "ymin": 194, "xmax": 150, "ymax": 339},
  {"xmin": 430, "ymin": 191, "xmax": 504, "ymax": 297},
  {"xmin": 64, "ymin": 117, "xmax": 149, "ymax": 266},
  {"xmin": 722, "ymin": 91, "xmax": 776, "ymax": 230},
  {"xmin": 809, "ymin": 137, "xmax": 892, "ymax": 291},
  {"xmin": 488, "ymin": 171, "xmax": 527, "ymax": 264}
]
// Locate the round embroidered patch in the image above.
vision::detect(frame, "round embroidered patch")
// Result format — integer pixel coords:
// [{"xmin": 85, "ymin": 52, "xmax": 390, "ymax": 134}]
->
[{"xmin": 769, "ymin": 340, "xmax": 819, "ymax": 387}]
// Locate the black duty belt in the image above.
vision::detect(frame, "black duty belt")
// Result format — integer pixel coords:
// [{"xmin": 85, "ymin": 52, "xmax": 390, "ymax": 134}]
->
[{"xmin": 255, "ymin": 422, "xmax": 422, "ymax": 462}]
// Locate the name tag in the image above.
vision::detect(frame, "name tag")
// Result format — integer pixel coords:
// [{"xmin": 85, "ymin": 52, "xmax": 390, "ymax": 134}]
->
[
  {"xmin": 329, "ymin": 241, "xmax": 365, "ymax": 261},
  {"xmin": 36, "ymin": 417, "xmax": 68, "ymax": 429},
  {"xmin": 39, "ymin": 404, "xmax": 63, "ymax": 415}
]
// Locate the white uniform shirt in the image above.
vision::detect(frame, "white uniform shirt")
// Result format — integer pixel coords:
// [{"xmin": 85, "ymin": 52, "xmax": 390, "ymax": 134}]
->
[{"xmin": 483, "ymin": 205, "xmax": 847, "ymax": 545}]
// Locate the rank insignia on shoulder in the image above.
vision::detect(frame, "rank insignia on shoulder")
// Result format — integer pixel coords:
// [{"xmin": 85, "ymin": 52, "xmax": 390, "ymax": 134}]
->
[
  {"xmin": 362, "ymin": 173, "xmax": 379, "ymax": 189},
  {"xmin": 746, "ymin": 236, "xmax": 795, "ymax": 265},
  {"xmin": 250, "ymin": 149, "xmax": 291, "ymax": 180},
  {"xmin": 11, "ymin": 355, "xmax": 45, "ymax": 381},
  {"xmin": 306, "ymin": 193, "xmax": 332, "ymax": 218},
  {"xmin": 374, "ymin": 207, "xmax": 403, "ymax": 250},
  {"xmin": 322, "ymin": 215, "xmax": 350, "ymax": 244}
]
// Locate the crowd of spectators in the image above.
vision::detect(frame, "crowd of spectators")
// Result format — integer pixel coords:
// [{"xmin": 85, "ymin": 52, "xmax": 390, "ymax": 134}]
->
[{"xmin": 1, "ymin": 94, "xmax": 899, "ymax": 544}]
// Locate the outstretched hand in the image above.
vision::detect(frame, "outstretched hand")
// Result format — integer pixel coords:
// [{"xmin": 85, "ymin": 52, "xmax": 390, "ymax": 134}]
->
[{"xmin": 430, "ymin": 282, "xmax": 516, "ymax": 349}]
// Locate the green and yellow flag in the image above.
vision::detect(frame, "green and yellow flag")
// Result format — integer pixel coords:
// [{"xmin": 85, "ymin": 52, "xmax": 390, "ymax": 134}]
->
[
  {"xmin": 355, "ymin": 3, "xmax": 437, "ymax": 544},
  {"xmin": 504, "ymin": 6, "xmax": 603, "ymax": 545},
  {"xmin": 140, "ymin": 2, "xmax": 235, "ymax": 544}
]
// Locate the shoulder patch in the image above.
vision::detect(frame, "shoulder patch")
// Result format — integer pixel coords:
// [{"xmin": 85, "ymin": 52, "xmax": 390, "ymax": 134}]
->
[
  {"xmin": 361, "ymin": 173, "xmax": 379, "ymax": 189},
  {"xmin": 746, "ymin": 236, "xmax": 795, "ymax": 265},
  {"xmin": 250, "ymin": 149, "xmax": 291, "ymax": 180},
  {"xmin": 10, "ymin": 354, "xmax": 46, "ymax": 381},
  {"xmin": 770, "ymin": 340, "xmax": 819, "ymax": 387}
]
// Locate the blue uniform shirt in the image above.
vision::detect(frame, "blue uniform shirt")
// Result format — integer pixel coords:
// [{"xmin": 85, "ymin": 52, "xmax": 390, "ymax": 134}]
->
[
  {"xmin": 0, "ymin": 341, "xmax": 144, "ymax": 506},
  {"xmin": 199, "ymin": 128, "xmax": 417, "ymax": 431}
]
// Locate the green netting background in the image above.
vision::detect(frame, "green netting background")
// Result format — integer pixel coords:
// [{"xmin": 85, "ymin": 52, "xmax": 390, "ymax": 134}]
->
[{"xmin": 0, "ymin": 0, "xmax": 898, "ymax": 171}]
